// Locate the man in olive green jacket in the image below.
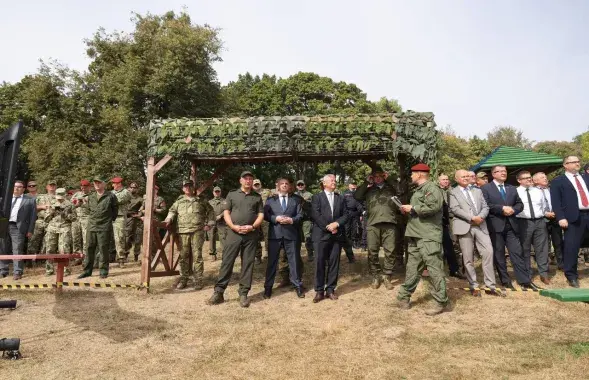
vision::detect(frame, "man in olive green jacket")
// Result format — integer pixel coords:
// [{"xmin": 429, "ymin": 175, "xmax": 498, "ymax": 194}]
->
[
  {"xmin": 164, "ymin": 180, "xmax": 215, "ymax": 290},
  {"xmin": 354, "ymin": 166, "xmax": 400, "ymax": 289},
  {"xmin": 397, "ymin": 163, "xmax": 449, "ymax": 316}
]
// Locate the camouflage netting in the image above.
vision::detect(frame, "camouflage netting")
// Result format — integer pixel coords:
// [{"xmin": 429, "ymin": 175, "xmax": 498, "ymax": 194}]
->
[{"xmin": 147, "ymin": 111, "xmax": 439, "ymax": 169}]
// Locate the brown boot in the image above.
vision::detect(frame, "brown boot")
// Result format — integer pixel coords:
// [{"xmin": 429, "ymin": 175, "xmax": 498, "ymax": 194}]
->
[{"xmin": 384, "ymin": 275, "xmax": 395, "ymax": 290}]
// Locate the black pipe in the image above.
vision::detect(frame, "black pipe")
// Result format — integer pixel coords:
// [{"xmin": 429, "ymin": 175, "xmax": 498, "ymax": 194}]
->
[{"xmin": 0, "ymin": 300, "xmax": 16, "ymax": 309}]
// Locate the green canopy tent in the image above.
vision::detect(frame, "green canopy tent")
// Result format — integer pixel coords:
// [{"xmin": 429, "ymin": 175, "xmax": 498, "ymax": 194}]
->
[
  {"xmin": 470, "ymin": 146, "xmax": 563, "ymax": 185},
  {"xmin": 140, "ymin": 112, "xmax": 440, "ymax": 288}
]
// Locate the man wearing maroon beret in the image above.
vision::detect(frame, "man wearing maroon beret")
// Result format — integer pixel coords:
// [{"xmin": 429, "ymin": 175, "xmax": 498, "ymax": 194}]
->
[{"xmin": 397, "ymin": 163, "xmax": 449, "ymax": 316}]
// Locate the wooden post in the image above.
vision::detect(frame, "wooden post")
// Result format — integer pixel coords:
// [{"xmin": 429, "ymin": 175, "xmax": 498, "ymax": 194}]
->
[
  {"xmin": 141, "ymin": 157, "xmax": 156, "ymax": 289},
  {"xmin": 141, "ymin": 154, "xmax": 172, "ymax": 290}
]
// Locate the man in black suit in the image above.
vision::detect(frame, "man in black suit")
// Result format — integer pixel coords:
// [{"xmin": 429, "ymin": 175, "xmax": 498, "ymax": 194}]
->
[
  {"xmin": 0, "ymin": 180, "xmax": 37, "ymax": 280},
  {"xmin": 310, "ymin": 174, "xmax": 351, "ymax": 302},
  {"xmin": 481, "ymin": 165, "xmax": 539, "ymax": 290},
  {"xmin": 550, "ymin": 156, "xmax": 589, "ymax": 288},
  {"xmin": 263, "ymin": 178, "xmax": 305, "ymax": 299}
]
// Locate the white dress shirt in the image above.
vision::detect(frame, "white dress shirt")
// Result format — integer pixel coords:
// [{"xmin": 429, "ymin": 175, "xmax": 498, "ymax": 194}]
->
[
  {"xmin": 9, "ymin": 195, "xmax": 23, "ymax": 222},
  {"xmin": 324, "ymin": 190, "xmax": 334, "ymax": 215},
  {"xmin": 459, "ymin": 185, "xmax": 477, "ymax": 213},
  {"xmin": 565, "ymin": 172, "xmax": 589, "ymax": 210},
  {"xmin": 516, "ymin": 186, "xmax": 545, "ymax": 219},
  {"xmin": 537, "ymin": 186, "xmax": 552, "ymax": 212},
  {"xmin": 278, "ymin": 193, "xmax": 289, "ymax": 211}
]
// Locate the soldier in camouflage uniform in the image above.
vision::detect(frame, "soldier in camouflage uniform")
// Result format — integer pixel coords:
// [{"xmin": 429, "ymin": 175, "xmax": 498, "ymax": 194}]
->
[
  {"xmin": 110, "ymin": 177, "xmax": 131, "ymax": 267},
  {"xmin": 208, "ymin": 186, "xmax": 226, "ymax": 261},
  {"xmin": 45, "ymin": 188, "xmax": 77, "ymax": 275},
  {"xmin": 164, "ymin": 180, "xmax": 215, "ymax": 290},
  {"xmin": 25, "ymin": 180, "xmax": 38, "ymax": 199},
  {"xmin": 355, "ymin": 167, "xmax": 400, "ymax": 289},
  {"xmin": 139, "ymin": 185, "xmax": 167, "ymax": 260},
  {"xmin": 397, "ymin": 163, "xmax": 449, "ymax": 316},
  {"xmin": 71, "ymin": 180, "xmax": 92, "ymax": 260},
  {"xmin": 253, "ymin": 179, "xmax": 271, "ymax": 264},
  {"xmin": 125, "ymin": 182, "xmax": 144, "ymax": 261},
  {"xmin": 294, "ymin": 180, "xmax": 314, "ymax": 261},
  {"xmin": 28, "ymin": 180, "xmax": 57, "ymax": 255}
]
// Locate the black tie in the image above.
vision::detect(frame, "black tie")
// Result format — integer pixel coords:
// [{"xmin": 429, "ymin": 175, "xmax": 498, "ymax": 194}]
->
[
  {"xmin": 11, "ymin": 196, "xmax": 19, "ymax": 210},
  {"xmin": 526, "ymin": 188, "xmax": 535, "ymax": 219}
]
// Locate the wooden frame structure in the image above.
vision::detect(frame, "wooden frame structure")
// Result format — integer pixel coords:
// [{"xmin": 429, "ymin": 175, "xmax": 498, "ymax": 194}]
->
[{"xmin": 140, "ymin": 113, "xmax": 439, "ymax": 289}]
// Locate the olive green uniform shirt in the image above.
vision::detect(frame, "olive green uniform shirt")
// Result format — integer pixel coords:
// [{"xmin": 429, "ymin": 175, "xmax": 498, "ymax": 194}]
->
[
  {"xmin": 87, "ymin": 191, "xmax": 118, "ymax": 232},
  {"xmin": 405, "ymin": 180, "xmax": 443, "ymax": 243},
  {"xmin": 223, "ymin": 189, "xmax": 263, "ymax": 237},
  {"xmin": 354, "ymin": 176, "xmax": 399, "ymax": 226}
]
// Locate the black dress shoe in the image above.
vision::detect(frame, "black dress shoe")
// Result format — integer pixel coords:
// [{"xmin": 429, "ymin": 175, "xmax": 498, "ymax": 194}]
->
[
  {"xmin": 313, "ymin": 292, "xmax": 324, "ymax": 303},
  {"xmin": 295, "ymin": 287, "xmax": 305, "ymax": 298},
  {"xmin": 263, "ymin": 288, "xmax": 272, "ymax": 299},
  {"xmin": 449, "ymin": 271, "xmax": 465, "ymax": 280},
  {"xmin": 348, "ymin": 256, "xmax": 356, "ymax": 263},
  {"xmin": 528, "ymin": 282, "xmax": 542, "ymax": 291},
  {"xmin": 503, "ymin": 282, "xmax": 516, "ymax": 291},
  {"xmin": 327, "ymin": 292, "xmax": 339, "ymax": 300},
  {"xmin": 568, "ymin": 279, "xmax": 580, "ymax": 288}
]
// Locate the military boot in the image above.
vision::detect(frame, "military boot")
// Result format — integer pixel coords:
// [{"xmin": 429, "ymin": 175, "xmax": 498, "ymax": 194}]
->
[
  {"xmin": 176, "ymin": 281, "xmax": 187, "ymax": 290},
  {"xmin": 371, "ymin": 275, "xmax": 382, "ymax": 289},
  {"xmin": 239, "ymin": 295, "xmax": 251, "ymax": 308},
  {"xmin": 383, "ymin": 275, "xmax": 395, "ymax": 290},
  {"xmin": 397, "ymin": 298, "xmax": 411, "ymax": 310},
  {"xmin": 207, "ymin": 291, "xmax": 224, "ymax": 305},
  {"xmin": 425, "ymin": 302, "xmax": 447, "ymax": 316},
  {"xmin": 193, "ymin": 278, "xmax": 204, "ymax": 290}
]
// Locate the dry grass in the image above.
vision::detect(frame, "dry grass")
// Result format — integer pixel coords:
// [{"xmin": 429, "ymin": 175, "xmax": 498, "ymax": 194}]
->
[{"xmin": 2, "ymin": 248, "xmax": 589, "ymax": 380}]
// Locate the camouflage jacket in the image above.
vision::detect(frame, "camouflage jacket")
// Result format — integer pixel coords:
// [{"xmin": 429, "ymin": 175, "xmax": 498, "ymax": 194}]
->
[
  {"xmin": 127, "ymin": 194, "xmax": 143, "ymax": 217},
  {"xmin": 112, "ymin": 188, "xmax": 132, "ymax": 218},
  {"xmin": 140, "ymin": 195, "xmax": 167, "ymax": 221},
  {"xmin": 294, "ymin": 190, "xmax": 313, "ymax": 219},
  {"xmin": 45, "ymin": 199, "xmax": 77, "ymax": 232},
  {"xmin": 71, "ymin": 191, "xmax": 91, "ymax": 219},
  {"xmin": 208, "ymin": 197, "xmax": 226, "ymax": 224},
  {"xmin": 36, "ymin": 193, "xmax": 55, "ymax": 219},
  {"xmin": 165, "ymin": 195, "xmax": 215, "ymax": 233}
]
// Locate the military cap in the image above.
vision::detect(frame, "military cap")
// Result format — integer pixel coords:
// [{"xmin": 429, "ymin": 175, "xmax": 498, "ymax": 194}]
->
[
  {"xmin": 241, "ymin": 171, "xmax": 254, "ymax": 178},
  {"xmin": 296, "ymin": 180, "xmax": 305, "ymax": 185},
  {"xmin": 111, "ymin": 177, "xmax": 123, "ymax": 184},
  {"xmin": 80, "ymin": 179, "xmax": 91, "ymax": 186},
  {"xmin": 27, "ymin": 180, "xmax": 37, "ymax": 186},
  {"xmin": 182, "ymin": 180, "xmax": 194, "ymax": 187},
  {"xmin": 93, "ymin": 177, "xmax": 106, "ymax": 183},
  {"xmin": 213, "ymin": 186, "xmax": 221, "ymax": 192},
  {"xmin": 410, "ymin": 163, "xmax": 431, "ymax": 172},
  {"xmin": 476, "ymin": 172, "xmax": 488, "ymax": 178},
  {"xmin": 252, "ymin": 179, "xmax": 261, "ymax": 185},
  {"xmin": 371, "ymin": 166, "xmax": 385, "ymax": 174},
  {"xmin": 47, "ymin": 179, "xmax": 57, "ymax": 185},
  {"xmin": 55, "ymin": 187, "xmax": 67, "ymax": 200}
]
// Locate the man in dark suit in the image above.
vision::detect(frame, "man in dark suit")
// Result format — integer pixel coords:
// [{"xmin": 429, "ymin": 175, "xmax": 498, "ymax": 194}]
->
[
  {"xmin": 550, "ymin": 156, "xmax": 589, "ymax": 288},
  {"xmin": 263, "ymin": 178, "xmax": 305, "ymax": 299},
  {"xmin": 0, "ymin": 180, "xmax": 37, "ymax": 280},
  {"xmin": 310, "ymin": 174, "xmax": 351, "ymax": 302},
  {"xmin": 482, "ymin": 165, "xmax": 538, "ymax": 290}
]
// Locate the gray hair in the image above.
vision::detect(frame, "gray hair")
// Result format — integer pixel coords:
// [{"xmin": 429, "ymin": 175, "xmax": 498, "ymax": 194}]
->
[{"xmin": 322, "ymin": 174, "xmax": 335, "ymax": 183}]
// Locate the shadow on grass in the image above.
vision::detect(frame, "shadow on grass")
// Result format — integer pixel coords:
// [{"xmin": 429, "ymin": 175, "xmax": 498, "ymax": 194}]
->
[{"xmin": 52, "ymin": 291, "xmax": 172, "ymax": 343}]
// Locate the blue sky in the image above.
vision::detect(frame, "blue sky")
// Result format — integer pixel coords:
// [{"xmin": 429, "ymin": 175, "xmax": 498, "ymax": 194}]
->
[{"xmin": 1, "ymin": 0, "xmax": 588, "ymax": 142}]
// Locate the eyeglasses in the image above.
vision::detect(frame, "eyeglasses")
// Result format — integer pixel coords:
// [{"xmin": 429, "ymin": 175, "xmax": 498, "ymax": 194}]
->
[
  {"xmin": 519, "ymin": 177, "xmax": 532, "ymax": 180},
  {"xmin": 27, "ymin": 185, "xmax": 36, "ymax": 188},
  {"xmin": 565, "ymin": 161, "xmax": 580, "ymax": 164},
  {"xmin": 493, "ymin": 170, "xmax": 507, "ymax": 174}
]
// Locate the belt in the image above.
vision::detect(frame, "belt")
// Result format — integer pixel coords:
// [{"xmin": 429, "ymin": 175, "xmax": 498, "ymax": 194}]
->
[
  {"xmin": 8, "ymin": 221, "xmax": 17, "ymax": 225},
  {"xmin": 580, "ymin": 210, "xmax": 589, "ymax": 213},
  {"xmin": 522, "ymin": 218, "xmax": 544, "ymax": 221}
]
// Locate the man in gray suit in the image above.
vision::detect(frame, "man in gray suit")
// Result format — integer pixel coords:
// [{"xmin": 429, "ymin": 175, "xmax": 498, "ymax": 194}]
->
[
  {"xmin": 449, "ymin": 170, "xmax": 503, "ymax": 297},
  {"xmin": 1, "ymin": 180, "xmax": 37, "ymax": 280}
]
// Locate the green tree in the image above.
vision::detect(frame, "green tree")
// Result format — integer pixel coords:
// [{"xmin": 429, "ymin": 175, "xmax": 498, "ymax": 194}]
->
[
  {"xmin": 487, "ymin": 125, "xmax": 532, "ymax": 149},
  {"xmin": 533, "ymin": 141, "xmax": 581, "ymax": 160}
]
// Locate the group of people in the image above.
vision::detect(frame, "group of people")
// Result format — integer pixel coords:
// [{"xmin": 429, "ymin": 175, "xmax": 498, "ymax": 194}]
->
[{"xmin": 2, "ymin": 155, "xmax": 588, "ymax": 316}]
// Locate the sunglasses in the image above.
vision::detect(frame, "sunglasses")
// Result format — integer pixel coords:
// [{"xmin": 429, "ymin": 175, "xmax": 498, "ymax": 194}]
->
[
  {"xmin": 27, "ymin": 185, "xmax": 36, "ymax": 188},
  {"xmin": 129, "ymin": 186, "xmax": 138, "ymax": 189},
  {"xmin": 297, "ymin": 184, "xmax": 304, "ymax": 186}
]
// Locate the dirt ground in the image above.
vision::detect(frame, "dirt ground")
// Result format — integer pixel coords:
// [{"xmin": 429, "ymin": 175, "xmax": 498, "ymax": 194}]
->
[{"xmin": 1, "ymin": 248, "xmax": 589, "ymax": 380}]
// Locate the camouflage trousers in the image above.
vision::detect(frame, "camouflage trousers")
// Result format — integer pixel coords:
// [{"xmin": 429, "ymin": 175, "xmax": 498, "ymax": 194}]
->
[
  {"xmin": 301, "ymin": 220, "xmax": 314, "ymax": 257},
  {"xmin": 72, "ymin": 218, "xmax": 88, "ymax": 255},
  {"xmin": 367, "ymin": 223, "xmax": 397, "ymax": 276},
  {"xmin": 28, "ymin": 219, "xmax": 47, "ymax": 254},
  {"xmin": 113, "ymin": 216, "xmax": 127, "ymax": 262},
  {"xmin": 397, "ymin": 237, "xmax": 448, "ymax": 305},
  {"xmin": 125, "ymin": 216, "xmax": 142, "ymax": 258},
  {"xmin": 208, "ymin": 224, "xmax": 228, "ymax": 257},
  {"xmin": 45, "ymin": 226, "xmax": 72, "ymax": 275},
  {"xmin": 256, "ymin": 221, "xmax": 269, "ymax": 259},
  {"xmin": 178, "ymin": 230, "xmax": 205, "ymax": 284}
]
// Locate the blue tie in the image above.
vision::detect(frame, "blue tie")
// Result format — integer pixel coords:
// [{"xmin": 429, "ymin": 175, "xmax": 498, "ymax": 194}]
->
[
  {"xmin": 498, "ymin": 185, "xmax": 506, "ymax": 200},
  {"xmin": 281, "ymin": 196, "xmax": 287, "ymax": 212}
]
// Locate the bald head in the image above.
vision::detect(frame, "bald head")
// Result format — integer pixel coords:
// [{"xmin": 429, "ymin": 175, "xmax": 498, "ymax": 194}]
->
[{"xmin": 455, "ymin": 169, "xmax": 470, "ymax": 188}]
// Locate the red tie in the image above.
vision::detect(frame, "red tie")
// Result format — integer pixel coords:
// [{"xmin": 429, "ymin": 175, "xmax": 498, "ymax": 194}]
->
[{"xmin": 574, "ymin": 175, "xmax": 589, "ymax": 207}]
